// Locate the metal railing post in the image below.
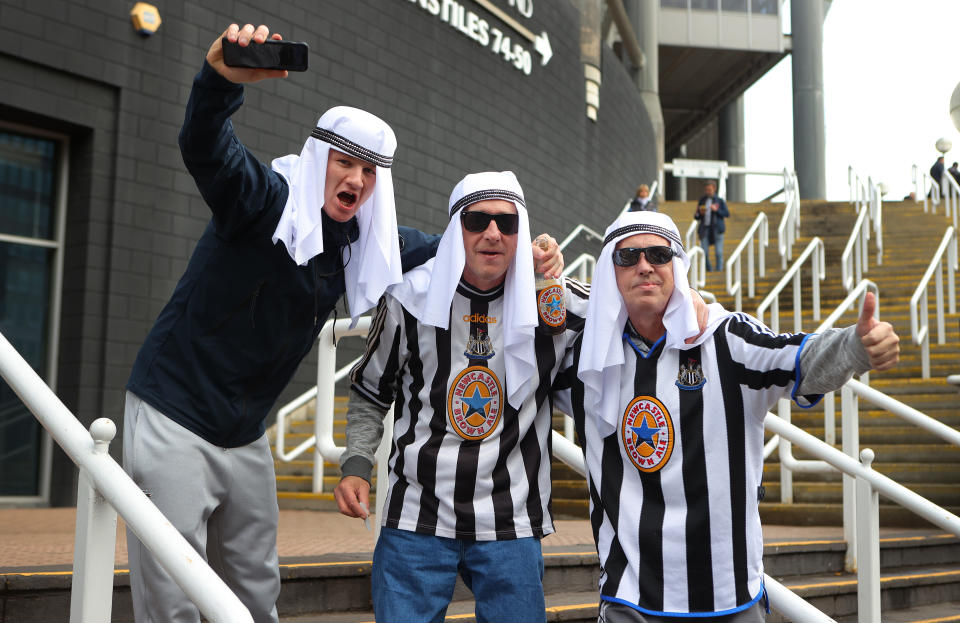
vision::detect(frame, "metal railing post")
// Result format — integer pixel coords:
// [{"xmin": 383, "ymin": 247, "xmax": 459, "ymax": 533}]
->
[
  {"xmin": 778, "ymin": 398, "xmax": 793, "ymax": 504},
  {"xmin": 70, "ymin": 419, "xmax": 119, "ymax": 623},
  {"xmin": 856, "ymin": 448, "xmax": 881, "ymax": 623},
  {"xmin": 841, "ymin": 383, "xmax": 859, "ymax": 572}
]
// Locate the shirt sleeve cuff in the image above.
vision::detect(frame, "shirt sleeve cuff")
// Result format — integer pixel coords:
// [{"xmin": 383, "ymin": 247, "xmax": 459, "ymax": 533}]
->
[{"xmin": 340, "ymin": 456, "xmax": 375, "ymax": 483}]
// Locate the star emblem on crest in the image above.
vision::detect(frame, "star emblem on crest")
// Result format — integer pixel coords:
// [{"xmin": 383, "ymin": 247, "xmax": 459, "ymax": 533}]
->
[{"xmin": 461, "ymin": 386, "xmax": 493, "ymax": 419}]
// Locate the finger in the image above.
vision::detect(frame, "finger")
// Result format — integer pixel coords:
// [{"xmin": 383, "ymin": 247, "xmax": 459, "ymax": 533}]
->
[
  {"xmin": 238, "ymin": 23, "xmax": 256, "ymax": 45},
  {"xmin": 857, "ymin": 292, "xmax": 878, "ymax": 334},
  {"xmin": 334, "ymin": 485, "xmax": 358, "ymax": 517},
  {"xmin": 253, "ymin": 24, "xmax": 270, "ymax": 43},
  {"xmin": 861, "ymin": 323, "xmax": 896, "ymax": 348},
  {"xmin": 270, "ymin": 32, "xmax": 283, "ymax": 41},
  {"xmin": 225, "ymin": 24, "xmax": 240, "ymax": 42}
]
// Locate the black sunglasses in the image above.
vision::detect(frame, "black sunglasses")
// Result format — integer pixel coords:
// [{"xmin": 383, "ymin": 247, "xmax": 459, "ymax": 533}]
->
[
  {"xmin": 612, "ymin": 246, "xmax": 675, "ymax": 267},
  {"xmin": 460, "ymin": 210, "xmax": 520, "ymax": 235}
]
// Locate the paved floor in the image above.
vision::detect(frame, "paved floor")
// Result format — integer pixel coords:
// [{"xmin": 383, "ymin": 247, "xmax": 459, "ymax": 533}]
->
[{"xmin": 0, "ymin": 507, "xmax": 858, "ymax": 573}]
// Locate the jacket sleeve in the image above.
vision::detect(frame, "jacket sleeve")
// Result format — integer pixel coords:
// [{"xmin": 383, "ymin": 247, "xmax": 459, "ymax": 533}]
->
[
  {"xmin": 178, "ymin": 61, "xmax": 288, "ymax": 239},
  {"xmin": 398, "ymin": 226, "xmax": 442, "ymax": 272},
  {"xmin": 718, "ymin": 199, "xmax": 730, "ymax": 218}
]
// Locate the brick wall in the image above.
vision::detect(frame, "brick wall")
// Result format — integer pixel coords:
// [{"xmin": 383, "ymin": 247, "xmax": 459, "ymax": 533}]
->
[{"xmin": 0, "ymin": 0, "xmax": 656, "ymax": 504}]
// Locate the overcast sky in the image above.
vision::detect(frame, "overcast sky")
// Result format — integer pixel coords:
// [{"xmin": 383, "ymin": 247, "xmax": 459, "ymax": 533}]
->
[{"xmin": 743, "ymin": 0, "xmax": 960, "ymax": 201}]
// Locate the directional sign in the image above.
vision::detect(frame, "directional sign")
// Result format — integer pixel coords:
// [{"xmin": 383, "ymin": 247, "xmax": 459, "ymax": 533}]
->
[{"xmin": 472, "ymin": 0, "xmax": 552, "ymax": 65}]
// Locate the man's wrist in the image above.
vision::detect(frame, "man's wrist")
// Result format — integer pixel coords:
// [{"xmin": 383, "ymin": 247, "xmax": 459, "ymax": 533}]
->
[{"xmin": 340, "ymin": 456, "xmax": 374, "ymax": 483}]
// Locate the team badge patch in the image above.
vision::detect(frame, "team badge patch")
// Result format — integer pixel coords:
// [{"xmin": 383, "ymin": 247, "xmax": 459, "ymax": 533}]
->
[
  {"xmin": 448, "ymin": 366, "xmax": 503, "ymax": 440},
  {"xmin": 676, "ymin": 358, "xmax": 705, "ymax": 390},
  {"xmin": 537, "ymin": 285, "xmax": 566, "ymax": 328},
  {"xmin": 621, "ymin": 396, "xmax": 674, "ymax": 473},
  {"xmin": 464, "ymin": 331, "xmax": 495, "ymax": 360}
]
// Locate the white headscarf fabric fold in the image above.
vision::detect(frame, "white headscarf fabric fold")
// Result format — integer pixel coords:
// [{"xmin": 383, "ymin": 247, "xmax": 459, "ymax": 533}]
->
[
  {"xmin": 271, "ymin": 106, "xmax": 401, "ymax": 324},
  {"xmin": 578, "ymin": 211, "xmax": 730, "ymax": 437},
  {"xmin": 391, "ymin": 171, "xmax": 538, "ymax": 409}
]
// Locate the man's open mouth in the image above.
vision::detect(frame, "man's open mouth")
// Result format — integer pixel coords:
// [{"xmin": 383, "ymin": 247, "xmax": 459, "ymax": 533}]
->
[{"xmin": 338, "ymin": 191, "xmax": 357, "ymax": 207}]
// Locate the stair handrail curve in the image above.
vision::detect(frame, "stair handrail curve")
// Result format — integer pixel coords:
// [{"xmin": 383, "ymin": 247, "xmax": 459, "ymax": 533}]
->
[
  {"xmin": 840, "ymin": 203, "xmax": 872, "ymax": 292},
  {"xmin": 777, "ymin": 169, "xmax": 802, "ymax": 269},
  {"xmin": 909, "ymin": 226, "xmax": 958, "ymax": 378},
  {"xmin": 558, "ymin": 223, "xmax": 604, "ymax": 253},
  {"xmin": 274, "ymin": 354, "xmax": 361, "ymax": 464},
  {"xmin": 724, "ymin": 212, "xmax": 769, "ymax": 312},
  {"xmin": 941, "ymin": 168, "xmax": 960, "ymax": 232},
  {"xmin": 770, "ymin": 280, "xmax": 878, "ymax": 507},
  {"xmin": 687, "ymin": 246, "xmax": 707, "ymax": 290},
  {"xmin": 685, "ymin": 218, "xmax": 697, "ymax": 251},
  {"xmin": 764, "ymin": 412, "xmax": 960, "ymax": 619},
  {"xmin": 563, "ymin": 252, "xmax": 597, "ymax": 284},
  {"xmin": 0, "ymin": 331, "xmax": 253, "ymax": 623},
  {"xmin": 756, "ymin": 237, "xmax": 825, "ymax": 334}
]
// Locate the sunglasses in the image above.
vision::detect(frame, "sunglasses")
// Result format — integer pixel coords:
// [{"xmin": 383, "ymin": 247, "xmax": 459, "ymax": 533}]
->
[
  {"xmin": 460, "ymin": 210, "xmax": 520, "ymax": 235},
  {"xmin": 612, "ymin": 246, "xmax": 675, "ymax": 267}
]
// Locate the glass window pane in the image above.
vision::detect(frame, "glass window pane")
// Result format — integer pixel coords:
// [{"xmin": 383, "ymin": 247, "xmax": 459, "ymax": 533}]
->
[
  {"xmin": 723, "ymin": 0, "xmax": 748, "ymax": 11},
  {"xmin": 661, "ymin": 0, "xmax": 688, "ymax": 8},
  {"xmin": 0, "ymin": 242, "xmax": 52, "ymax": 496},
  {"xmin": 691, "ymin": 0, "xmax": 718, "ymax": 9},
  {"xmin": 0, "ymin": 131, "xmax": 58, "ymax": 240},
  {"xmin": 751, "ymin": 0, "xmax": 778, "ymax": 14}
]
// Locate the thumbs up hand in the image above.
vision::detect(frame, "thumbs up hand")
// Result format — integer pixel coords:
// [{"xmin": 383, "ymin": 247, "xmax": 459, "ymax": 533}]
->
[{"xmin": 856, "ymin": 292, "xmax": 900, "ymax": 371}]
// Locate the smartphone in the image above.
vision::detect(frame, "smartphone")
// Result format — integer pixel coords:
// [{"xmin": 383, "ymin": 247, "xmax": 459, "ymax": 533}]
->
[{"xmin": 221, "ymin": 38, "xmax": 309, "ymax": 72}]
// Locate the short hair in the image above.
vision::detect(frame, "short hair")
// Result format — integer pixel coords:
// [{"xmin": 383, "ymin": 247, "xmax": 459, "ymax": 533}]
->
[
  {"xmin": 704, "ymin": 180, "xmax": 717, "ymax": 188},
  {"xmin": 636, "ymin": 183, "xmax": 649, "ymax": 196}
]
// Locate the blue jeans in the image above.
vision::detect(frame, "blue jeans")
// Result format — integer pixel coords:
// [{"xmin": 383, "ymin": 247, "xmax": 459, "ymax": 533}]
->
[
  {"xmin": 701, "ymin": 231, "xmax": 724, "ymax": 271},
  {"xmin": 372, "ymin": 526, "xmax": 546, "ymax": 623}
]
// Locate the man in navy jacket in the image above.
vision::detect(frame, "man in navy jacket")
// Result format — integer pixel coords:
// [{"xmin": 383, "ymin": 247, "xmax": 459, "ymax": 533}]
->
[
  {"xmin": 694, "ymin": 180, "xmax": 729, "ymax": 272},
  {"xmin": 122, "ymin": 24, "xmax": 442, "ymax": 622}
]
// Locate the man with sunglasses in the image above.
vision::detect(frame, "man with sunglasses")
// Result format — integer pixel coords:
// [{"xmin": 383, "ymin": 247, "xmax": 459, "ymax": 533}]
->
[
  {"xmin": 335, "ymin": 171, "xmax": 586, "ymax": 622},
  {"xmin": 561, "ymin": 211, "xmax": 900, "ymax": 621}
]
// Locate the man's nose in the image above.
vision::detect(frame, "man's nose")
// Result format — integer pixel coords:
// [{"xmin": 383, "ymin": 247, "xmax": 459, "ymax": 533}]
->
[
  {"xmin": 344, "ymin": 164, "xmax": 363, "ymax": 187},
  {"xmin": 635, "ymin": 253, "xmax": 654, "ymax": 273},
  {"xmin": 483, "ymin": 220, "xmax": 502, "ymax": 240}
]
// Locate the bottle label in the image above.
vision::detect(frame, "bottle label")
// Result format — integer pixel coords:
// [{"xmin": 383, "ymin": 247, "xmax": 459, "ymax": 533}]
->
[{"xmin": 536, "ymin": 284, "xmax": 566, "ymax": 329}]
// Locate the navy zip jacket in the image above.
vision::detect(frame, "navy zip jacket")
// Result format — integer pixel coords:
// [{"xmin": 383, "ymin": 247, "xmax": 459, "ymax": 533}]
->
[{"xmin": 127, "ymin": 62, "xmax": 439, "ymax": 447}]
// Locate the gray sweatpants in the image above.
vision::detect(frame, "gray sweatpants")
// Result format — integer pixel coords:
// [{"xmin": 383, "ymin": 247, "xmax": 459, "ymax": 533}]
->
[{"xmin": 122, "ymin": 392, "xmax": 280, "ymax": 623}]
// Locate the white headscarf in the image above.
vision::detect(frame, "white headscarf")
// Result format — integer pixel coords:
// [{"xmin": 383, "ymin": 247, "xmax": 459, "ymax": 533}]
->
[
  {"xmin": 578, "ymin": 211, "xmax": 730, "ymax": 437},
  {"xmin": 390, "ymin": 171, "xmax": 538, "ymax": 409},
  {"xmin": 271, "ymin": 106, "xmax": 401, "ymax": 324}
]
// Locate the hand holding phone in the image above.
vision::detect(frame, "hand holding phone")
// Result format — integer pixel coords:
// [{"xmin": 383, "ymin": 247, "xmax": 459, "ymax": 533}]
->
[{"xmin": 221, "ymin": 37, "xmax": 309, "ymax": 72}]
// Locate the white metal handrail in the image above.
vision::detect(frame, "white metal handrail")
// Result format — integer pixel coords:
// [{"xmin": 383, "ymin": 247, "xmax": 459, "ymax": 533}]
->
[
  {"xmin": 685, "ymin": 218, "xmax": 697, "ymax": 251},
  {"xmin": 756, "ymin": 237, "xmax": 825, "ymax": 334},
  {"xmin": 778, "ymin": 169, "xmax": 802, "ymax": 269},
  {"xmin": 724, "ymin": 212, "xmax": 768, "ymax": 311},
  {"xmin": 941, "ymin": 169, "xmax": 960, "ymax": 232},
  {"xmin": 563, "ymin": 253, "xmax": 596, "ymax": 284},
  {"xmin": 909, "ymin": 227, "xmax": 958, "ymax": 378},
  {"xmin": 772, "ymin": 280, "xmax": 877, "ymax": 504},
  {"xmin": 913, "ymin": 163, "xmax": 941, "ymax": 213},
  {"xmin": 558, "ymin": 223, "xmax": 604, "ymax": 252},
  {"xmin": 687, "ymin": 246, "xmax": 707, "ymax": 290},
  {"xmin": 840, "ymin": 206, "xmax": 871, "ymax": 292},
  {"xmin": 0, "ymin": 331, "xmax": 252, "ymax": 623}
]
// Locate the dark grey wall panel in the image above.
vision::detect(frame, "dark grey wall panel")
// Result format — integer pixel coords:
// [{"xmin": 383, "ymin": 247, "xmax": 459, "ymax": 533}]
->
[{"xmin": 0, "ymin": 0, "xmax": 655, "ymax": 504}]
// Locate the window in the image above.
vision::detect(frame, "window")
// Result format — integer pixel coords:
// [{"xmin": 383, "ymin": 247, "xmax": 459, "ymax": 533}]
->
[
  {"xmin": 661, "ymin": 0, "xmax": 688, "ymax": 8},
  {"xmin": 751, "ymin": 0, "xmax": 778, "ymax": 14},
  {"xmin": 691, "ymin": 0, "xmax": 719, "ymax": 9},
  {"xmin": 0, "ymin": 128, "xmax": 64, "ymax": 499},
  {"xmin": 722, "ymin": 0, "xmax": 748, "ymax": 12}
]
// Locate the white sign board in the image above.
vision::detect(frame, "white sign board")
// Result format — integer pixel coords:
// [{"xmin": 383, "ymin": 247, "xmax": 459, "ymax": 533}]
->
[{"xmin": 403, "ymin": 0, "xmax": 552, "ymax": 75}]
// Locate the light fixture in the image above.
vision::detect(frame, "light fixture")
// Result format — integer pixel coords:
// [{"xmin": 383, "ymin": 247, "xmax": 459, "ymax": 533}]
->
[{"xmin": 131, "ymin": 2, "xmax": 161, "ymax": 36}]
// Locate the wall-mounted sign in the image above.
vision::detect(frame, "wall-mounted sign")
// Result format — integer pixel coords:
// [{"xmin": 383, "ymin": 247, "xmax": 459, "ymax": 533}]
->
[{"xmin": 404, "ymin": 0, "xmax": 552, "ymax": 75}]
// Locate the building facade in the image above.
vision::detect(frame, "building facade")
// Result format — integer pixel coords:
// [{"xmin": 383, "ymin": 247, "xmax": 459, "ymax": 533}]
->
[{"xmin": 0, "ymin": 0, "xmax": 658, "ymax": 505}]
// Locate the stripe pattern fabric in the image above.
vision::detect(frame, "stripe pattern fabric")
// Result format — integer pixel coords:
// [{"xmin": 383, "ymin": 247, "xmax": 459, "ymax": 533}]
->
[
  {"xmin": 561, "ymin": 312, "xmax": 816, "ymax": 616},
  {"xmin": 351, "ymin": 278, "xmax": 589, "ymax": 540}
]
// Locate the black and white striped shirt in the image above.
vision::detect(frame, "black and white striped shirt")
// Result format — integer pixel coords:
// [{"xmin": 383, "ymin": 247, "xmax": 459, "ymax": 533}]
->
[
  {"xmin": 349, "ymin": 278, "xmax": 589, "ymax": 540},
  {"xmin": 557, "ymin": 312, "xmax": 820, "ymax": 616}
]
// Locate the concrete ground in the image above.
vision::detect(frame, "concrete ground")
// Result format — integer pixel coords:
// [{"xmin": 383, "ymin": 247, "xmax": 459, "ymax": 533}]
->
[{"xmin": 0, "ymin": 507, "xmax": 857, "ymax": 572}]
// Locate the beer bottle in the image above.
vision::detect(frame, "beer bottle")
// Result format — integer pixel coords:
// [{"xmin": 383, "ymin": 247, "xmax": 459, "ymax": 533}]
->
[{"xmin": 534, "ymin": 237, "xmax": 566, "ymax": 335}]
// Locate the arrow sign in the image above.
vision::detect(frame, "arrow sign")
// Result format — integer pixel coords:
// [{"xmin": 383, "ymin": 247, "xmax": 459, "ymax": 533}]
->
[{"xmin": 472, "ymin": 0, "xmax": 552, "ymax": 66}]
